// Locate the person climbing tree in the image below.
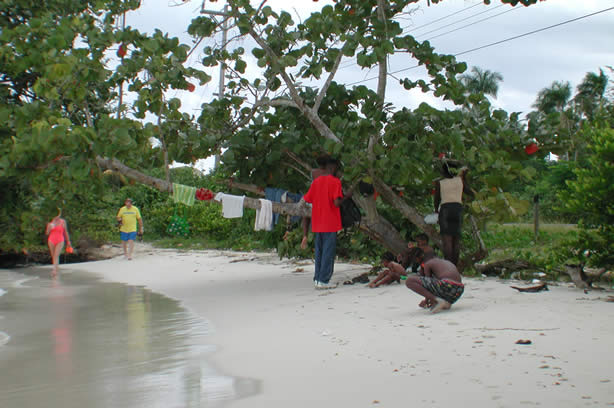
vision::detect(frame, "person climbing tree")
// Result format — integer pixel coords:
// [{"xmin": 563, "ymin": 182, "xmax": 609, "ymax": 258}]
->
[{"xmin": 434, "ymin": 162, "xmax": 472, "ymax": 266}]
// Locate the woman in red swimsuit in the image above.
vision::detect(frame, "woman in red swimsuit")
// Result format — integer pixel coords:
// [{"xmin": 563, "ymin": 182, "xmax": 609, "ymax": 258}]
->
[{"xmin": 45, "ymin": 209, "xmax": 72, "ymax": 276}]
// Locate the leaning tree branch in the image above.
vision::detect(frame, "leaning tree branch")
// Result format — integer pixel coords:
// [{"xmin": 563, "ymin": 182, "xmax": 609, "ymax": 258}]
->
[
  {"xmin": 222, "ymin": 180, "xmax": 265, "ymax": 196},
  {"xmin": 313, "ymin": 48, "xmax": 344, "ymax": 113},
  {"xmin": 96, "ymin": 157, "xmax": 173, "ymax": 193},
  {"xmin": 230, "ymin": 89, "xmax": 270, "ymax": 130},
  {"xmin": 366, "ymin": 0, "xmax": 389, "ymax": 166},
  {"xmin": 237, "ymin": 7, "xmax": 341, "ymax": 144},
  {"xmin": 96, "ymin": 156, "xmax": 311, "ymax": 217},
  {"xmin": 281, "ymin": 161, "xmax": 311, "ymax": 180},
  {"xmin": 253, "ymin": 97, "xmax": 299, "ymax": 110},
  {"xmin": 283, "ymin": 149, "xmax": 316, "ymax": 180},
  {"xmin": 375, "ymin": 0, "xmax": 388, "ymax": 102},
  {"xmin": 371, "ymin": 174, "xmax": 442, "ymax": 248}
]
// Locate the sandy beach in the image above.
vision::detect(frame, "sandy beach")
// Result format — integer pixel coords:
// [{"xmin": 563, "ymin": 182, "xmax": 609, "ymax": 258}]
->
[{"xmin": 41, "ymin": 245, "xmax": 614, "ymax": 407}]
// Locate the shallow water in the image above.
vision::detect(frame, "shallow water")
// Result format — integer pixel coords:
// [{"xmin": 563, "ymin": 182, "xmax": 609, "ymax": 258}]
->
[{"xmin": 0, "ymin": 267, "xmax": 259, "ymax": 408}]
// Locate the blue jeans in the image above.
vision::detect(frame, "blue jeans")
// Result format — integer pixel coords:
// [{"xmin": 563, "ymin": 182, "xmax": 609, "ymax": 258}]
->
[{"xmin": 314, "ymin": 232, "xmax": 337, "ymax": 284}]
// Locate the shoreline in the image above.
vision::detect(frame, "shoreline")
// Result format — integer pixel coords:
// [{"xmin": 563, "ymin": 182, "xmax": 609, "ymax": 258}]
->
[{"xmin": 16, "ymin": 246, "xmax": 614, "ymax": 407}]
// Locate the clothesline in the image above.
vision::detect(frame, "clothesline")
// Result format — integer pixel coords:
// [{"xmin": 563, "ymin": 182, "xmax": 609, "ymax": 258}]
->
[{"xmin": 170, "ymin": 182, "xmax": 312, "ymax": 218}]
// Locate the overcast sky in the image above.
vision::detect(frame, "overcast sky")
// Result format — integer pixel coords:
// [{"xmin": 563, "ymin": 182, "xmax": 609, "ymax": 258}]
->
[{"xmin": 126, "ymin": 0, "xmax": 614, "ymax": 169}]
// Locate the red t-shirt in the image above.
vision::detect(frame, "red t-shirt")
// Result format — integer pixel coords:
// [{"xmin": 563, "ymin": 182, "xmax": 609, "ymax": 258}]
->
[{"xmin": 303, "ymin": 174, "xmax": 343, "ymax": 233}]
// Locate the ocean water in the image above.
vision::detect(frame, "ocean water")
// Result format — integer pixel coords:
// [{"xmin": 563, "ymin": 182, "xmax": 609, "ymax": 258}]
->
[{"xmin": 0, "ymin": 267, "xmax": 259, "ymax": 408}]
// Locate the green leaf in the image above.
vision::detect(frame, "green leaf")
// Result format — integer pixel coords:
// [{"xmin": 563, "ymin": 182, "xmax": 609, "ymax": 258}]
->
[{"xmin": 235, "ymin": 59, "xmax": 247, "ymax": 73}]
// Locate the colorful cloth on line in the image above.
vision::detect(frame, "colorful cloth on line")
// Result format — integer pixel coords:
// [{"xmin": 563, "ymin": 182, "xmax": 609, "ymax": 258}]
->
[
  {"xmin": 419, "ymin": 276, "xmax": 464, "ymax": 304},
  {"xmin": 254, "ymin": 199, "xmax": 273, "ymax": 231},
  {"xmin": 214, "ymin": 192, "xmax": 245, "ymax": 218},
  {"xmin": 173, "ymin": 183, "xmax": 196, "ymax": 206}
]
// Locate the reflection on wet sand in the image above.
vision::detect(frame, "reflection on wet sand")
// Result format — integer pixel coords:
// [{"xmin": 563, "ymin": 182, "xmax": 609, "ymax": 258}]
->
[{"xmin": 0, "ymin": 268, "xmax": 260, "ymax": 408}]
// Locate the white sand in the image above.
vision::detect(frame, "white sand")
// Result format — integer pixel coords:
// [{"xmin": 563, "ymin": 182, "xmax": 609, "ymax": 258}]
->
[{"xmin": 65, "ymin": 245, "xmax": 614, "ymax": 407}]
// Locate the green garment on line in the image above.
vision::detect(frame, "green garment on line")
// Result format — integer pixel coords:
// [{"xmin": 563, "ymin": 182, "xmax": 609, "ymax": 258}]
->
[{"xmin": 172, "ymin": 183, "xmax": 196, "ymax": 206}]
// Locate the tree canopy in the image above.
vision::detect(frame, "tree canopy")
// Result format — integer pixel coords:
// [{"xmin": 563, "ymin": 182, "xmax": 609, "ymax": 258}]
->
[{"xmin": 0, "ymin": 0, "xmax": 590, "ymax": 266}]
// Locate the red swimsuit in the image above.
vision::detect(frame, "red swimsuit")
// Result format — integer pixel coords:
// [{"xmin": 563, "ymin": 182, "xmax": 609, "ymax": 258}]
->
[{"xmin": 48, "ymin": 222, "xmax": 66, "ymax": 245}]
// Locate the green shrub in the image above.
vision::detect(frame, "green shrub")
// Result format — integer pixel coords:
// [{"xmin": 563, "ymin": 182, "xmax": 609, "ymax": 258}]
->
[{"xmin": 557, "ymin": 127, "xmax": 614, "ymax": 267}]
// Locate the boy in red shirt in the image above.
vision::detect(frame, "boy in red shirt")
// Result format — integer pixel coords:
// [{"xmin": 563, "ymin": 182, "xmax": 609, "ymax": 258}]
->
[{"xmin": 303, "ymin": 158, "xmax": 348, "ymax": 289}]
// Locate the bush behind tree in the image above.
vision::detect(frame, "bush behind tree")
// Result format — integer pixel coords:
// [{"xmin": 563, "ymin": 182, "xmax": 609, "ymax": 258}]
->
[{"xmin": 557, "ymin": 127, "xmax": 614, "ymax": 268}]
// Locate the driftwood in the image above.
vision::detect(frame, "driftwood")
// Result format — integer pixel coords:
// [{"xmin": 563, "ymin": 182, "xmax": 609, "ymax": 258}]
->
[
  {"xmin": 562, "ymin": 264, "xmax": 607, "ymax": 289},
  {"xmin": 510, "ymin": 282, "xmax": 548, "ymax": 292},
  {"xmin": 474, "ymin": 259, "xmax": 536, "ymax": 276}
]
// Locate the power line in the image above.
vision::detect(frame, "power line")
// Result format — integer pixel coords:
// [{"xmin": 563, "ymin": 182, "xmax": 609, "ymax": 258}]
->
[
  {"xmin": 402, "ymin": 1, "xmax": 483, "ymax": 32},
  {"xmin": 454, "ymin": 6, "xmax": 614, "ymax": 57},
  {"xmin": 423, "ymin": 5, "xmax": 519, "ymax": 41},
  {"xmin": 413, "ymin": 4, "xmax": 505, "ymax": 37},
  {"xmin": 345, "ymin": 5, "xmax": 614, "ymax": 87},
  {"xmin": 339, "ymin": 3, "xmax": 508, "ymax": 71},
  {"xmin": 339, "ymin": 2, "xmax": 485, "ymax": 70}
]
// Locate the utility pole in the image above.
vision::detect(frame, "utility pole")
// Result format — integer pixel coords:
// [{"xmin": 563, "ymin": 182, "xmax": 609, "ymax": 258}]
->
[{"xmin": 201, "ymin": 2, "xmax": 230, "ymax": 170}]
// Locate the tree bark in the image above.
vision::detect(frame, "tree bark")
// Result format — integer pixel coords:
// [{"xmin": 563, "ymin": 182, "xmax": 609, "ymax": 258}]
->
[
  {"xmin": 562, "ymin": 265, "xmax": 607, "ymax": 289},
  {"xmin": 371, "ymin": 175, "xmax": 442, "ymax": 249}
]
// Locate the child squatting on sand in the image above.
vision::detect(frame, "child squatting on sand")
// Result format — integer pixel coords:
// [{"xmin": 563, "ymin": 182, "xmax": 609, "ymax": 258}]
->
[
  {"xmin": 404, "ymin": 247, "xmax": 465, "ymax": 313},
  {"xmin": 368, "ymin": 252, "xmax": 406, "ymax": 288}
]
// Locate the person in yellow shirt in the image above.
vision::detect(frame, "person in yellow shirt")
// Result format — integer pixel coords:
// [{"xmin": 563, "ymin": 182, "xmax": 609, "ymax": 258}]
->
[{"xmin": 116, "ymin": 198, "xmax": 143, "ymax": 260}]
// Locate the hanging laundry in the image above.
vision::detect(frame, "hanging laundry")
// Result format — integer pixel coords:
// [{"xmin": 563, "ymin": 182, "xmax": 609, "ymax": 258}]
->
[
  {"xmin": 173, "ymin": 183, "xmax": 197, "ymax": 206},
  {"xmin": 214, "ymin": 192, "xmax": 245, "ymax": 218},
  {"xmin": 284, "ymin": 192, "xmax": 303, "ymax": 224},
  {"xmin": 264, "ymin": 187, "xmax": 303, "ymax": 225},
  {"xmin": 254, "ymin": 199, "xmax": 273, "ymax": 231},
  {"xmin": 265, "ymin": 187, "xmax": 285, "ymax": 225}
]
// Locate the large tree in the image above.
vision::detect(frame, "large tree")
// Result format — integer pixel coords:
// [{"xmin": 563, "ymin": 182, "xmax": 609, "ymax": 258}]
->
[
  {"xmin": 1, "ymin": 0, "xmax": 540, "ymax": 258},
  {"xmin": 0, "ymin": 0, "xmax": 208, "ymax": 248},
  {"xmin": 182, "ymin": 0, "xmax": 535, "ymax": 257}
]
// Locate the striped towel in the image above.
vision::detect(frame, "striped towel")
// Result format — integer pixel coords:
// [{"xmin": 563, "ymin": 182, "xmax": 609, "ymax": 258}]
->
[{"xmin": 172, "ymin": 183, "xmax": 196, "ymax": 206}]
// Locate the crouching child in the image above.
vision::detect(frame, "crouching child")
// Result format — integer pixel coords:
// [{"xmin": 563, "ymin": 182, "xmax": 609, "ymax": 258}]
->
[
  {"xmin": 404, "ymin": 247, "xmax": 464, "ymax": 313},
  {"xmin": 368, "ymin": 252, "xmax": 407, "ymax": 288}
]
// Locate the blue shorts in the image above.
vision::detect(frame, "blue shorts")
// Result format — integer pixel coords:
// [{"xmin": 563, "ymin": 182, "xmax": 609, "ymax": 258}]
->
[{"xmin": 120, "ymin": 231, "xmax": 137, "ymax": 241}]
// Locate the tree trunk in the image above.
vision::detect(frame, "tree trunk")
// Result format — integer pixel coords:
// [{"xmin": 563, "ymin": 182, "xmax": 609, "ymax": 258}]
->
[
  {"xmin": 562, "ymin": 264, "xmax": 607, "ymax": 289},
  {"xmin": 371, "ymin": 175, "xmax": 442, "ymax": 249}
]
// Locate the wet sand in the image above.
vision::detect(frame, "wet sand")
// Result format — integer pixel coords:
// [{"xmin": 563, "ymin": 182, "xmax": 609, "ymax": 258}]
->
[
  {"xmin": 4, "ymin": 245, "xmax": 614, "ymax": 407},
  {"xmin": 0, "ymin": 267, "xmax": 257, "ymax": 408}
]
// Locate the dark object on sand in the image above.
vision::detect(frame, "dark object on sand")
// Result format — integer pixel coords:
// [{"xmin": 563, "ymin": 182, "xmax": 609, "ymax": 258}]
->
[
  {"xmin": 344, "ymin": 272, "xmax": 370, "ymax": 285},
  {"xmin": 515, "ymin": 339, "xmax": 532, "ymax": 345},
  {"xmin": 563, "ymin": 264, "xmax": 607, "ymax": 289},
  {"xmin": 510, "ymin": 282, "xmax": 549, "ymax": 293}
]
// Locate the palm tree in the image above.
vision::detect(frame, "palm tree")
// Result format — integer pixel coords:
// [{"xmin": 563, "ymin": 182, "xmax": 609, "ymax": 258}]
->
[
  {"xmin": 459, "ymin": 66, "xmax": 504, "ymax": 99},
  {"xmin": 532, "ymin": 81, "xmax": 572, "ymax": 114},
  {"xmin": 574, "ymin": 69, "xmax": 609, "ymax": 121},
  {"xmin": 529, "ymin": 81, "xmax": 576, "ymax": 160}
]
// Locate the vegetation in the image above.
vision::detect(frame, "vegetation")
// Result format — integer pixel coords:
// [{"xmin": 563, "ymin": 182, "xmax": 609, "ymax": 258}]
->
[
  {"xmin": 558, "ymin": 127, "xmax": 614, "ymax": 268},
  {"xmin": 0, "ymin": 0, "xmax": 612, "ymax": 278}
]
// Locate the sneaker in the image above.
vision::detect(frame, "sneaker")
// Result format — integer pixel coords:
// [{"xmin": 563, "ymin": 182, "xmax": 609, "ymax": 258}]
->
[
  {"xmin": 314, "ymin": 280, "xmax": 321, "ymax": 288},
  {"xmin": 316, "ymin": 281, "xmax": 337, "ymax": 290},
  {"xmin": 430, "ymin": 297, "xmax": 451, "ymax": 314}
]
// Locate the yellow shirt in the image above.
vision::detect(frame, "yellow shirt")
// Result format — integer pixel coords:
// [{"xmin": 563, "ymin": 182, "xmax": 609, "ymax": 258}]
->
[{"xmin": 117, "ymin": 206, "xmax": 142, "ymax": 233}]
